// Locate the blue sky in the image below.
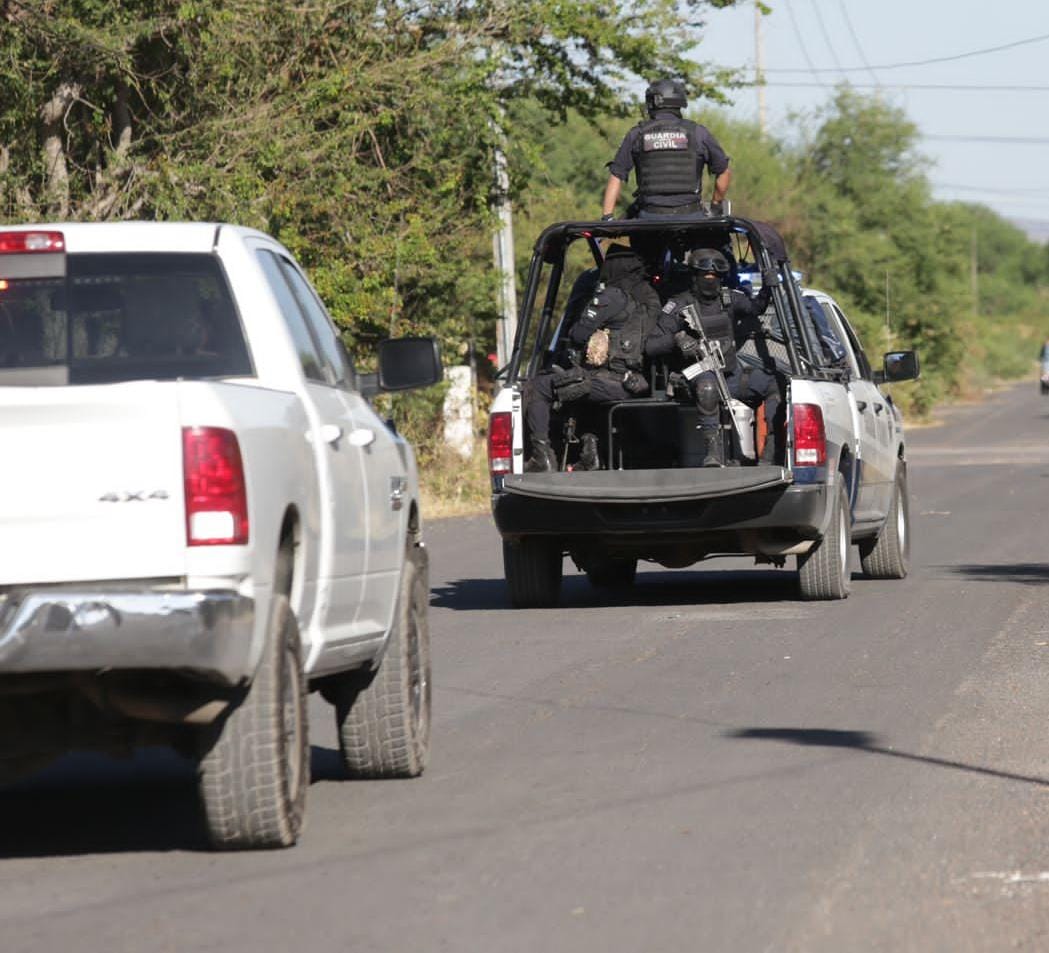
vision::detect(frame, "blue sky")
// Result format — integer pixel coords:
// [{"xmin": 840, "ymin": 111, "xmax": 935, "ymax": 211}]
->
[{"xmin": 695, "ymin": 1, "xmax": 1049, "ymax": 234}]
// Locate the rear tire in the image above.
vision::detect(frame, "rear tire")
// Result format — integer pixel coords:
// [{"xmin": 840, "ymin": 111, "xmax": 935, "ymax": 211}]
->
[
  {"xmin": 335, "ymin": 544, "xmax": 431, "ymax": 779},
  {"xmin": 198, "ymin": 594, "xmax": 308, "ymax": 850},
  {"xmin": 797, "ymin": 482, "xmax": 852, "ymax": 601},
  {"xmin": 859, "ymin": 464, "xmax": 910, "ymax": 579},
  {"xmin": 503, "ymin": 537, "xmax": 563, "ymax": 608},
  {"xmin": 585, "ymin": 557, "xmax": 638, "ymax": 589}
]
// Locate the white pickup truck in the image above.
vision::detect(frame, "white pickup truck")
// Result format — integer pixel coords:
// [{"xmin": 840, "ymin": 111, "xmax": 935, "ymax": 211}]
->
[
  {"xmin": 0, "ymin": 223, "xmax": 441, "ymax": 849},
  {"xmin": 488, "ymin": 215, "xmax": 919, "ymax": 605}
]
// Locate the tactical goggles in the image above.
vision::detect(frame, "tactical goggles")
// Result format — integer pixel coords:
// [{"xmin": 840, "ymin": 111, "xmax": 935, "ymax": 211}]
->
[{"xmin": 689, "ymin": 256, "xmax": 729, "ymax": 275}]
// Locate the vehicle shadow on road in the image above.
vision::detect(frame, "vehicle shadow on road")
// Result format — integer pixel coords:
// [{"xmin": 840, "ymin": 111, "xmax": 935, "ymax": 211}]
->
[
  {"xmin": 0, "ymin": 746, "xmax": 351, "ymax": 857},
  {"xmin": 726, "ymin": 727, "xmax": 1049, "ymax": 787},
  {"xmin": 431, "ymin": 568, "xmax": 806, "ymax": 611},
  {"xmin": 0, "ymin": 749, "xmax": 208, "ymax": 857},
  {"xmin": 941, "ymin": 562, "xmax": 1049, "ymax": 585}
]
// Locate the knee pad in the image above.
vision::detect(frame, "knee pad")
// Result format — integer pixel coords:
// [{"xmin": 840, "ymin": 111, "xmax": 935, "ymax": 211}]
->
[{"xmin": 695, "ymin": 378, "xmax": 720, "ymax": 416}]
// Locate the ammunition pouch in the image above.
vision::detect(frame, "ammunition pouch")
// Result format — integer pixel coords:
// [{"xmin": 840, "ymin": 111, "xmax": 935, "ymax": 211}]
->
[{"xmin": 552, "ymin": 367, "xmax": 591, "ymax": 404}]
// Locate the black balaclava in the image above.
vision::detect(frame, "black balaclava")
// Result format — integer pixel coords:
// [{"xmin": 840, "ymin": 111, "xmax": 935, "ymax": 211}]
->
[
  {"xmin": 687, "ymin": 247, "xmax": 729, "ymax": 301},
  {"xmin": 599, "ymin": 244, "xmax": 648, "ymax": 298},
  {"xmin": 696, "ymin": 274, "xmax": 721, "ymax": 300}
]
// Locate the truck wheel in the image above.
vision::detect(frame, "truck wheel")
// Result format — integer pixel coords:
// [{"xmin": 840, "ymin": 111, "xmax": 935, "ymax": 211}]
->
[
  {"xmin": 797, "ymin": 482, "xmax": 852, "ymax": 601},
  {"xmin": 859, "ymin": 464, "xmax": 910, "ymax": 579},
  {"xmin": 336, "ymin": 544, "xmax": 431, "ymax": 779},
  {"xmin": 503, "ymin": 537, "xmax": 563, "ymax": 608},
  {"xmin": 586, "ymin": 557, "xmax": 638, "ymax": 589},
  {"xmin": 198, "ymin": 593, "xmax": 308, "ymax": 850}
]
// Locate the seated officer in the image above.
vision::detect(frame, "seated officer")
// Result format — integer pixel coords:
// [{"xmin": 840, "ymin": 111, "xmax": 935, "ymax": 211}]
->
[
  {"xmin": 646, "ymin": 247, "xmax": 783, "ymax": 466},
  {"xmin": 523, "ymin": 245, "xmax": 661, "ymax": 472}
]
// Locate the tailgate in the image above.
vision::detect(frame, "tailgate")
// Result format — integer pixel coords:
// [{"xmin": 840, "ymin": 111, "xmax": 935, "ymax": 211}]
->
[
  {"xmin": 0, "ymin": 383, "xmax": 186, "ymax": 584},
  {"xmin": 501, "ymin": 466, "xmax": 791, "ymax": 504}
]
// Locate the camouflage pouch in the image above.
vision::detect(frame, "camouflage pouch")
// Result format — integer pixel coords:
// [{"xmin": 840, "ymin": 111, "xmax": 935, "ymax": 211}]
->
[{"xmin": 585, "ymin": 328, "xmax": 611, "ymax": 367}]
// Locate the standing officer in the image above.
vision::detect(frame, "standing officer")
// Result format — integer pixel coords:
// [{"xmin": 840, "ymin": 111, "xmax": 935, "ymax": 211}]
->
[
  {"xmin": 601, "ymin": 79, "xmax": 732, "ymax": 220},
  {"xmin": 646, "ymin": 248, "xmax": 782, "ymax": 467},
  {"xmin": 523, "ymin": 245, "xmax": 661, "ymax": 472}
]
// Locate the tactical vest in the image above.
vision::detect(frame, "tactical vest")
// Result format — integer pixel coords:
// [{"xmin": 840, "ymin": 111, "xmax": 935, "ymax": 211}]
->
[
  {"xmin": 606, "ymin": 295, "xmax": 651, "ymax": 374},
  {"xmin": 635, "ymin": 118, "xmax": 701, "ymax": 198},
  {"xmin": 694, "ymin": 289, "xmax": 738, "ymax": 372}
]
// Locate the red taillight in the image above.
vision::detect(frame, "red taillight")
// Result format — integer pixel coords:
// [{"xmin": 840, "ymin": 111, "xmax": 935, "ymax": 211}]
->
[
  {"xmin": 488, "ymin": 411, "xmax": 513, "ymax": 475},
  {"xmin": 792, "ymin": 403, "xmax": 827, "ymax": 467},
  {"xmin": 182, "ymin": 427, "xmax": 249, "ymax": 546},
  {"xmin": 0, "ymin": 231, "xmax": 65, "ymax": 254}
]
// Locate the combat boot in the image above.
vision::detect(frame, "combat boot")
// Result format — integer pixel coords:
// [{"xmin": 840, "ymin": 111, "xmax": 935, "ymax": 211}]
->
[
  {"xmin": 577, "ymin": 433, "xmax": 601, "ymax": 471},
  {"xmin": 524, "ymin": 437, "xmax": 558, "ymax": 473},
  {"xmin": 758, "ymin": 434, "xmax": 778, "ymax": 465},
  {"xmin": 699, "ymin": 427, "xmax": 724, "ymax": 467}
]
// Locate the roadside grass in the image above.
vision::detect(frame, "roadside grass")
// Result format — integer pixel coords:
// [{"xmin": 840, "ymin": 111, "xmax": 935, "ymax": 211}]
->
[{"xmin": 418, "ymin": 445, "xmax": 490, "ymax": 520}]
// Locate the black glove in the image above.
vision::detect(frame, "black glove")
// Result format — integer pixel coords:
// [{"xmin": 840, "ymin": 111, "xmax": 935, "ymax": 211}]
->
[
  {"xmin": 552, "ymin": 367, "xmax": 591, "ymax": 403},
  {"xmin": 761, "ymin": 267, "xmax": 781, "ymax": 287},
  {"xmin": 621, "ymin": 370, "xmax": 649, "ymax": 396},
  {"xmin": 674, "ymin": 330, "xmax": 701, "ymax": 357}
]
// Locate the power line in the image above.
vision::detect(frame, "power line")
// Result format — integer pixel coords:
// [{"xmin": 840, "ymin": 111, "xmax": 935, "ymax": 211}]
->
[
  {"xmin": 936, "ymin": 183, "xmax": 1049, "ymax": 196},
  {"xmin": 810, "ymin": 0, "xmax": 844, "ymax": 75},
  {"xmin": 755, "ymin": 30, "xmax": 1049, "ymax": 72},
  {"xmin": 783, "ymin": 0, "xmax": 824, "ymax": 86},
  {"xmin": 739, "ymin": 81, "xmax": 1049, "ymax": 92},
  {"xmin": 922, "ymin": 133, "xmax": 1049, "ymax": 144},
  {"xmin": 838, "ymin": 0, "xmax": 880, "ymax": 88}
]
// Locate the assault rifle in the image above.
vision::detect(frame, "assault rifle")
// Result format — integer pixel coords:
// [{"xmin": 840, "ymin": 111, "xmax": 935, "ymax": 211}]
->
[{"xmin": 677, "ymin": 303, "xmax": 745, "ymax": 448}]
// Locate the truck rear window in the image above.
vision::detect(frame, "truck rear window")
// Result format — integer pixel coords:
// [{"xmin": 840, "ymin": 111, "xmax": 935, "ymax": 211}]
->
[{"xmin": 0, "ymin": 253, "xmax": 252, "ymax": 385}]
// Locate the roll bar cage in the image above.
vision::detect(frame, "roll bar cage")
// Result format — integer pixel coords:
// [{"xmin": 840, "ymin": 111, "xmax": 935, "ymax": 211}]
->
[{"xmin": 504, "ymin": 214, "xmax": 828, "ymax": 385}]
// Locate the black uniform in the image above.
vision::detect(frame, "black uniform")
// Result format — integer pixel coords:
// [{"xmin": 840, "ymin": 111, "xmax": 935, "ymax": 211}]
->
[
  {"xmin": 607, "ymin": 109, "xmax": 730, "ymax": 216},
  {"xmin": 525, "ymin": 248, "xmax": 661, "ymax": 457},
  {"xmin": 651, "ymin": 282, "xmax": 783, "ymax": 461}
]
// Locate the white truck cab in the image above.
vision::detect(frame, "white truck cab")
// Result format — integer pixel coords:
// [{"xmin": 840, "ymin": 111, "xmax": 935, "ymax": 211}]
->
[{"xmin": 0, "ymin": 223, "xmax": 442, "ymax": 849}]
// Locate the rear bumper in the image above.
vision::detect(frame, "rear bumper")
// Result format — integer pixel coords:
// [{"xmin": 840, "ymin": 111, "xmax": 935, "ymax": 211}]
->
[
  {"xmin": 0, "ymin": 589, "xmax": 254, "ymax": 686},
  {"xmin": 493, "ymin": 480, "xmax": 831, "ymax": 550}
]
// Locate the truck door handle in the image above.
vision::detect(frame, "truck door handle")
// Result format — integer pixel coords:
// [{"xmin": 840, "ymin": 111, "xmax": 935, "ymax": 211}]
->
[
  {"xmin": 855, "ymin": 400, "xmax": 868, "ymax": 412},
  {"xmin": 873, "ymin": 402, "xmax": 884, "ymax": 414},
  {"xmin": 390, "ymin": 476, "xmax": 407, "ymax": 510},
  {"xmin": 348, "ymin": 427, "xmax": 376, "ymax": 447},
  {"xmin": 318, "ymin": 424, "xmax": 342, "ymax": 445}
]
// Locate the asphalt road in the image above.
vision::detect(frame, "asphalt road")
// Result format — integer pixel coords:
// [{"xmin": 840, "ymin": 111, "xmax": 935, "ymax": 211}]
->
[{"xmin": 2, "ymin": 382, "xmax": 1048, "ymax": 953}]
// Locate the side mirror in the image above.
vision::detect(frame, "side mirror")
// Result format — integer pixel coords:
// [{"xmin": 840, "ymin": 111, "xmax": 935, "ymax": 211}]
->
[
  {"xmin": 882, "ymin": 350, "xmax": 919, "ymax": 383},
  {"xmin": 377, "ymin": 336, "xmax": 443, "ymax": 392}
]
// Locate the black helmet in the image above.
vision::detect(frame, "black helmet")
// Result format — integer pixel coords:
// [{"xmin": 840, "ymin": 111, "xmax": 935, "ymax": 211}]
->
[
  {"xmin": 686, "ymin": 248, "xmax": 729, "ymax": 276},
  {"xmin": 645, "ymin": 79, "xmax": 687, "ymax": 113}
]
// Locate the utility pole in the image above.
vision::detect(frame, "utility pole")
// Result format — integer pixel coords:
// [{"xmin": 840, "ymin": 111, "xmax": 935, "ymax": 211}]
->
[
  {"xmin": 885, "ymin": 270, "xmax": 892, "ymax": 350},
  {"xmin": 970, "ymin": 227, "xmax": 980, "ymax": 317},
  {"xmin": 492, "ymin": 133, "xmax": 518, "ymax": 373},
  {"xmin": 755, "ymin": 1, "xmax": 767, "ymax": 136}
]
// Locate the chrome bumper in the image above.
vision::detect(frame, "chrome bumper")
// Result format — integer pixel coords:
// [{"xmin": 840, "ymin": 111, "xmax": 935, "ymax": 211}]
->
[{"xmin": 0, "ymin": 590, "xmax": 255, "ymax": 686}]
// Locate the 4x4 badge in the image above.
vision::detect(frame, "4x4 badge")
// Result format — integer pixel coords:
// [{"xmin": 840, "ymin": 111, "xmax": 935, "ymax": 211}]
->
[{"xmin": 98, "ymin": 490, "xmax": 170, "ymax": 502}]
